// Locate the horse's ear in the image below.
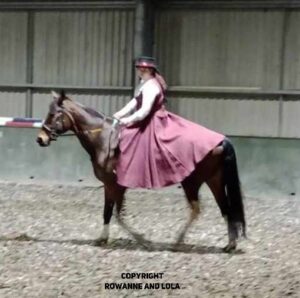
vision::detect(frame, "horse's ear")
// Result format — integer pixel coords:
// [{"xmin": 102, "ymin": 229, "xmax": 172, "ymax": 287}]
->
[
  {"xmin": 51, "ymin": 90, "xmax": 66, "ymax": 106},
  {"xmin": 51, "ymin": 90, "xmax": 60, "ymax": 99},
  {"xmin": 57, "ymin": 90, "xmax": 66, "ymax": 106},
  {"xmin": 60, "ymin": 89, "xmax": 66, "ymax": 99}
]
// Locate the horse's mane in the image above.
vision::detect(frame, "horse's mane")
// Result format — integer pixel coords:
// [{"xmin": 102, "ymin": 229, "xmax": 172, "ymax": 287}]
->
[
  {"xmin": 83, "ymin": 106, "xmax": 104, "ymax": 118},
  {"xmin": 60, "ymin": 91, "xmax": 109, "ymax": 120},
  {"xmin": 76, "ymin": 102, "xmax": 106, "ymax": 119}
]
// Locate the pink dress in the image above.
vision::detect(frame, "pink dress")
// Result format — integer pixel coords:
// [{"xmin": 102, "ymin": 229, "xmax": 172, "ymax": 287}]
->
[{"xmin": 116, "ymin": 79, "xmax": 225, "ymax": 189}]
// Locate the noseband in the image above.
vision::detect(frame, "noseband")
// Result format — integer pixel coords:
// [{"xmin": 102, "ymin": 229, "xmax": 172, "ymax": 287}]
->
[
  {"xmin": 42, "ymin": 123, "xmax": 58, "ymax": 140},
  {"xmin": 42, "ymin": 106, "xmax": 82, "ymax": 140}
]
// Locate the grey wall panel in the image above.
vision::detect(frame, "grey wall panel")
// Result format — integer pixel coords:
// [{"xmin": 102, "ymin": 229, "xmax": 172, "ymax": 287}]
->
[
  {"xmin": 0, "ymin": 12, "xmax": 27, "ymax": 84},
  {"xmin": 281, "ymin": 100, "xmax": 300, "ymax": 138},
  {"xmin": 155, "ymin": 10, "xmax": 283, "ymax": 90},
  {"xmin": 32, "ymin": 93, "xmax": 52, "ymax": 119},
  {"xmin": 32, "ymin": 92, "xmax": 131, "ymax": 119},
  {"xmin": 0, "ymin": 6, "xmax": 299, "ymax": 141},
  {"xmin": 168, "ymin": 96, "xmax": 280, "ymax": 137},
  {"xmin": 0, "ymin": 92, "xmax": 26, "ymax": 117},
  {"xmin": 33, "ymin": 10, "xmax": 134, "ymax": 87},
  {"xmin": 283, "ymin": 11, "xmax": 300, "ymax": 89}
]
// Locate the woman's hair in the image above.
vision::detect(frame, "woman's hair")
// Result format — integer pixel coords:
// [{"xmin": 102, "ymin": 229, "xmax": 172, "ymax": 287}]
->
[
  {"xmin": 154, "ymin": 72, "xmax": 168, "ymax": 92},
  {"xmin": 139, "ymin": 66, "xmax": 168, "ymax": 92}
]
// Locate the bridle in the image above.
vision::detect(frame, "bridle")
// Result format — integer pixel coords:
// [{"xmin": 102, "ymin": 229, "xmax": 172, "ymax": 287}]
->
[
  {"xmin": 42, "ymin": 105, "xmax": 119, "ymax": 141},
  {"xmin": 42, "ymin": 102, "xmax": 120, "ymax": 172}
]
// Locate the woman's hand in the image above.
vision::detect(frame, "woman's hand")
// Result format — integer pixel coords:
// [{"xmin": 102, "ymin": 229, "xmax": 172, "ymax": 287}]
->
[
  {"xmin": 113, "ymin": 112, "xmax": 121, "ymax": 120},
  {"xmin": 119, "ymin": 117, "xmax": 133, "ymax": 127}
]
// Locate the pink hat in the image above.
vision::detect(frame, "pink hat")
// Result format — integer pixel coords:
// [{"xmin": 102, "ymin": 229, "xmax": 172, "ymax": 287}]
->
[{"xmin": 135, "ymin": 56, "xmax": 158, "ymax": 71}]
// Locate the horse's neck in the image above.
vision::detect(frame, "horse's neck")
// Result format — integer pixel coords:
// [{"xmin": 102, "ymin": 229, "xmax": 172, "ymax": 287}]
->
[
  {"xmin": 74, "ymin": 106, "xmax": 115, "ymax": 179},
  {"xmin": 67, "ymin": 101, "xmax": 103, "ymax": 130},
  {"xmin": 65, "ymin": 102, "xmax": 101, "ymax": 155},
  {"xmin": 68, "ymin": 104, "xmax": 117, "ymax": 180}
]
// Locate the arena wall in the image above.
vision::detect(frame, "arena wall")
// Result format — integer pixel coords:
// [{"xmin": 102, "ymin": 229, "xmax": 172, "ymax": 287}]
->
[{"xmin": 0, "ymin": 126, "xmax": 298, "ymax": 197}]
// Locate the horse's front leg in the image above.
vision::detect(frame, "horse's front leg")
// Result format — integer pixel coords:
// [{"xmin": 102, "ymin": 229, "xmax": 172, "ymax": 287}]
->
[{"xmin": 95, "ymin": 187, "xmax": 115, "ymax": 245}]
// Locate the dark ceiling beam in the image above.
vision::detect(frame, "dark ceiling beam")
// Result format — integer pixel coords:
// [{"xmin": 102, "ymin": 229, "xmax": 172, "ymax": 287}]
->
[
  {"xmin": 0, "ymin": 1, "xmax": 135, "ymax": 10},
  {"xmin": 156, "ymin": 1, "xmax": 300, "ymax": 9}
]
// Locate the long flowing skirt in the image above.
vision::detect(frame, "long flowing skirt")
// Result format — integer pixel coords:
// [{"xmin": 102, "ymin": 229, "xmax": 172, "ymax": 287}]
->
[{"xmin": 116, "ymin": 109, "xmax": 225, "ymax": 189}]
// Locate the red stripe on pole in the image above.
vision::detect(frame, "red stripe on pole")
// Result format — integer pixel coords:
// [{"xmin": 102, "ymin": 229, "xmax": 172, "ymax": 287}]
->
[{"xmin": 5, "ymin": 122, "xmax": 36, "ymax": 128}]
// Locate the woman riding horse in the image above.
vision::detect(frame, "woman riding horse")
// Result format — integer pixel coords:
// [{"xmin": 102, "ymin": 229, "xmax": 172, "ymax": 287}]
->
[
  {"xmin": 114, "ymin": 56, "xmax": 225, "ymax": 189},
  {"xmin": 36, "ymin": 57, "xmax": 246, "ymax": 252}
]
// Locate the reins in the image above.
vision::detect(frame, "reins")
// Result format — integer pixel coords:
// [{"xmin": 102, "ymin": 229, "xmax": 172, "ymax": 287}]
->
[
  {"xmin": 59, "ymin": 105, "xmax": 120, "ymax": 171},
  {"xmin": 60, "ymin": 110, "xmax": 103, "ymax": 137},
  {"xmin": 58, "ymin": 128, "xmax": 103, "ymax": 137}
]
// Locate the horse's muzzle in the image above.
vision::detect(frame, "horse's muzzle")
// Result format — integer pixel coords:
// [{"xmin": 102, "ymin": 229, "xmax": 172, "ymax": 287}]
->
[{"xmin": 36, "ymin": 136, "xmax": 49, "ymax": 147}]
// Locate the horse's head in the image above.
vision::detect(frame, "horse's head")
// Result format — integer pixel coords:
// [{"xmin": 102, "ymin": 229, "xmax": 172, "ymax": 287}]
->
[{"xmin": 36, "ymin": 90, "xmax": 74, "ymax": 147}]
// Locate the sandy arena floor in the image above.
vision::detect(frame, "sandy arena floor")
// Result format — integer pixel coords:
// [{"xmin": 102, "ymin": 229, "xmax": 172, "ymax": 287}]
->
[{"xmin": 0, "ymin": 182, "xmax": 299, "ymax": 297}]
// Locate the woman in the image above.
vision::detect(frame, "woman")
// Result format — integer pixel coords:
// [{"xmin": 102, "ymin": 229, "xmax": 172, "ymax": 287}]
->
[{"xmin": 114, "ymin": 56, "xmax": 225, "ymax": 189}]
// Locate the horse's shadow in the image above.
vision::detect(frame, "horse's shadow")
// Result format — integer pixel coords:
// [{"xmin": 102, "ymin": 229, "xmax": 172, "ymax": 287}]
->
[{"xmin": 0, "ymin": 233, "xmax": 244, "ymax": 255}]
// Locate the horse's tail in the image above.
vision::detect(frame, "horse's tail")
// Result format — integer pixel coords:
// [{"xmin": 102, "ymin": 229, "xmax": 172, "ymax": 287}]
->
[{"xmin": 222, "ymin": 138, "xmax": 246, "ymax": 238}]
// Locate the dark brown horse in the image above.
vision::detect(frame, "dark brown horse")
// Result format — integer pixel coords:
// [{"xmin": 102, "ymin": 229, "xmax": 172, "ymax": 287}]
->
[{"xmin": 36, "ymin": 91, "xmax": 246, "ymax": 252}]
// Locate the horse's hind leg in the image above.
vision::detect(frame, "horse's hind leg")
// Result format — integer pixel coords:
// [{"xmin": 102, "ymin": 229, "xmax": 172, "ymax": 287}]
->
[
  {"xmin": 175, "ymin": 175, "xmax": 201, "ymax": 246},
  {"xmin": 114, "ymin": 188, "xmax": 150, "ymax": 248},
  {"xmin": 206, "ymin": 169, "xmax": 237, "ymax": 252}
]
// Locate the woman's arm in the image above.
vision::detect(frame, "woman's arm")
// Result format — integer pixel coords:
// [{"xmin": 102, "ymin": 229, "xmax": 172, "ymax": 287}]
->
[
  {"xmin": 120, "ymin": 81, "xmax": 160, "ymax": 126},
  {"xmin": 113, "ymin": 98, "xmax": 137, "ymax": 119}
]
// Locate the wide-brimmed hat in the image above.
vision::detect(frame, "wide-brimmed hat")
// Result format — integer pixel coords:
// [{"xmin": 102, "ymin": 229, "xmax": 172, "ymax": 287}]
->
[{"xmin": 135, "ymin": 56, "xmax": 158, "ymax": 71}]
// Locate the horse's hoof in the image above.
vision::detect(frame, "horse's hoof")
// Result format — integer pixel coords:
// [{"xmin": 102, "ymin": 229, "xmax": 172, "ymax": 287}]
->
[
  {"xmin": 171, "ymin": 245, "xmax": 180, "ymax": 252},
  {"xmin": 132, "ymin": 232, "xmax": 146, "ymax": 243},
  {"xmin": 223, "ymin": 244, "xmax": 237, "ymax": 253},
  {"xmin": 136, "ymin": 237, "xmax": 151, "ymax": 249},
  {"xmin": 93, "ymin": 238, "xmax": 108, "ymax": 246},
  {"xmin": 171, "ymin": 241, "xmax": 184, "ymax": 252},
  {"xmin": 132, "ymin": 234, "xmax": 152, "ymax": 250},
  {"xmin": 134, "ymin": 237, "xmax": 151, "ymax": 250},
  {"xmin": 175, "ymin": 233, "xmax": 185, "ymax": 246},
  {"xmin": 141, "ymin": 242, "xmax": 153, "ymax": 250}
]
